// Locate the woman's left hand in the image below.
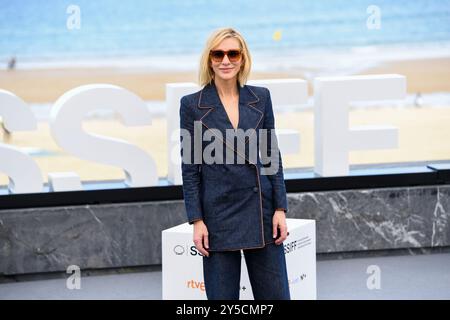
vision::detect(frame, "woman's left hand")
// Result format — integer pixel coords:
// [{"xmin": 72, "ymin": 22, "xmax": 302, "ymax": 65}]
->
[{"xmin": 273, "ymin": 209, "xmax": 288, "ymax": 245}]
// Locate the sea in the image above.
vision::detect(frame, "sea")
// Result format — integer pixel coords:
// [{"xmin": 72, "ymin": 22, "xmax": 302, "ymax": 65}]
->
[
  {"xmin": 1, "ymin": 0, "xmax": 450, "ymax": 119},
  {"xmin": 0, "ymin": 0, "xmax": 449, "ymax": 71}
]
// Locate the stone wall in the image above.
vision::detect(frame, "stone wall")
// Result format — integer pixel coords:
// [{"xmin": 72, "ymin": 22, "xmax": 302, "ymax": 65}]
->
[{"xmin": 0, "ymin": 184, "xmax": 448, "ymax": 275}]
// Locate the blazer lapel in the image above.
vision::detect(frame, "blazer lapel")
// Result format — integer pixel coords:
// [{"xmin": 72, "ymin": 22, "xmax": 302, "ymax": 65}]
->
[{"xmin": 197, "ymin": 81, "xmax": 263, "ymax": 164}]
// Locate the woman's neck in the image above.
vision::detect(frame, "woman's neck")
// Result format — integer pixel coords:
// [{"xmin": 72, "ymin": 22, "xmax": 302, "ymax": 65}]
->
[{"xmin": 214, "ymin": 78, "xmax": 239, "ymax": 99}]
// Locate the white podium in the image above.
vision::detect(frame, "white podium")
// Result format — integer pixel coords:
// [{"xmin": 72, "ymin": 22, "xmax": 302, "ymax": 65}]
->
[{"xmin": 162, "ymin": 218, "xmax": 316, "ymax": 300}]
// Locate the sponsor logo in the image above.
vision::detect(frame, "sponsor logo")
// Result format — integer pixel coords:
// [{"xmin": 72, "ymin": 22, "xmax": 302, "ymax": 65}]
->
[
  {"xmin": 173, "ymin": 244, "xmax": 204, "ymax": 257},
  {"xmin": 283, "ymin": 236, "xmax": 312, "ymax": 254},
  {"xmin": 186, "ymin": 279, "xmax": 205, "ymax": 291},
  {"xmin": 173, "ymin": 245, "xmax": 185, "ymax": 255},
  {"xmin": 288, "ymin": 273, "xmax": 307, "ymax": 287}
]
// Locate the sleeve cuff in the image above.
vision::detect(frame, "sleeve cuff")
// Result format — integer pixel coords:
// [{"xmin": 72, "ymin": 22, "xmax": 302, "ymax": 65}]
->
[{"xmin": 188, "ymin": 218, "xmax": 203, "ymax": 225}]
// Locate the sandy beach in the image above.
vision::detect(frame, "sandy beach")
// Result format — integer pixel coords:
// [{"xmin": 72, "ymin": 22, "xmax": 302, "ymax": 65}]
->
[
  {"xmin": 0, "ymin": 56, "xmax": 449, "ymax": 186},
  {"xmin": 1, "ymin": 57, "xmax": 450, "ymax": 103},
  {"xmin": 358, "ymin": 57, "xmax": 450, "ymax": 95},
  {"xmin": 0, "ymin": 68, "xmax": 293, "ymax": 103}
]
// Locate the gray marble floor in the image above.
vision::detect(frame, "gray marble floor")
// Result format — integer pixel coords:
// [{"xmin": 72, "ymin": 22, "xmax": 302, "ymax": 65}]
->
[{"xmin": 0, "ymin": 252, "xmax": 449, "ymax": 300}]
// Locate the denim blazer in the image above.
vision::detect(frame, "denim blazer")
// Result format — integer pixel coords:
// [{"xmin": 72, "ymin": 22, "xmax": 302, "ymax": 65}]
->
[{"xmin": 179, "ymin": 81, "xmax": 288, "ymax": 251}]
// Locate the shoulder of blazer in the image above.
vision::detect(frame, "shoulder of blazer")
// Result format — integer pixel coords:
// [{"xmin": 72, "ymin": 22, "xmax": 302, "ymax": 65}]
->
[
  {"xmin": 244, "ymin": 84, "xmax": 270, "ymax": 105},
  {"xmin": 180, "ymin": 89, "xmax": 203, "ymax": 120},
  {"xmin": 245, "ymin": 84, "xmax": 269, "ymax": 96},
  {"xmin": 180, "ymin": 89, "xmax": 202, "ymax": 107}
]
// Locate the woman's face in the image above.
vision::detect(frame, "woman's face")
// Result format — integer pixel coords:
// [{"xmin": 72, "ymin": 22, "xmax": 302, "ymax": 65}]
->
[{"xmin": 210, "ymin": 37, "xmax": 243, "ymax": 82}]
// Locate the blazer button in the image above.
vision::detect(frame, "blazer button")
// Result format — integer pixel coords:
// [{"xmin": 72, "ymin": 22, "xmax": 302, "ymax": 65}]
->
[{"xmin": 253, "ymin": 186, "xmax": 259, "ymax": 193}]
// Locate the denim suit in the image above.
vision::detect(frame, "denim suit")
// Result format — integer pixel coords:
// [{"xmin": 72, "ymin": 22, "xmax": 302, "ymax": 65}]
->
[{"xmin": 179, "ymin": 81, "xmax": 288, "ymax": 252}]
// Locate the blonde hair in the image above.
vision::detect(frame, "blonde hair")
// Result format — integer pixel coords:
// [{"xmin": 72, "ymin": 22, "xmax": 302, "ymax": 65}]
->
[{"xmin": 198, "ymin": 27, "xmax": 252, "ymax": 88}]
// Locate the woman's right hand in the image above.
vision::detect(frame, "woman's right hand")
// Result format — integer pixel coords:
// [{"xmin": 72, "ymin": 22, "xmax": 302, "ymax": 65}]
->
[{"xmin": 193, "ymin": 220, "xmax": 210, "ymax": 257}]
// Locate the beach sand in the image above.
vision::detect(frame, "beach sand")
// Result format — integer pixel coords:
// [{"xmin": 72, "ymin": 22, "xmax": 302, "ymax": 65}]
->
[
  {"xmin": 0, "ymin": 68, "xmax": 293, "ymax": 103},
  {"xmin": 0, "ymin": 57, "xmax": 449, "ymax": 186},
  {"xmin": 1, "ymin": 57, "xmax": 450, "ymax": 103},
  {"xmin": 356, "ymin": 57, "xmax": 450, "ymax": 94},
  {"xmin": 2, "ymin": 105, "xmax": 450, "ymax": 186}
]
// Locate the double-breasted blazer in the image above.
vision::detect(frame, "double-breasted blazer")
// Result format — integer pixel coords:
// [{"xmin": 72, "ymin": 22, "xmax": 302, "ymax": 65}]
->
[{"xmin": 179, "ymin": 80, "xmax": 288, "ymax": 251}]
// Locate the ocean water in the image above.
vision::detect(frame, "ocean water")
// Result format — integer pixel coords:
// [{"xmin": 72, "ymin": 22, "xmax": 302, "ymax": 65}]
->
[{"xmin": 0, "ymin": 0, "xmax": 449, "ymax": 69}]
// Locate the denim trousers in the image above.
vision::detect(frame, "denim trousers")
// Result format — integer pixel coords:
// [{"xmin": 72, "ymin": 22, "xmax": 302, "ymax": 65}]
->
[{"xmin": 202, "ymin": 242, "xmax": 291, "ymax": 300}]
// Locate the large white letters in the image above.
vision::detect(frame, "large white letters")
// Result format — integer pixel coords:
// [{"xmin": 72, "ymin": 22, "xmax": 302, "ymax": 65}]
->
[
  {"xmin": 49, "ymin": 84, "xmax": 157, "ymax": 189},
  {"xmin": 0, "ymin": 75, "xmax": 406, "ymax": 193},
  {"xmin": 0, "ymin": 90, "xmax": 43, "ymax": 193},
  {"xmin": 314, "ymin": 74, "xmax": 405, "ymax": 176}
]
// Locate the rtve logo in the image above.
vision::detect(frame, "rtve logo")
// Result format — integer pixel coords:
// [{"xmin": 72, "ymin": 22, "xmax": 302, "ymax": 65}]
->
[
  {"xmin": 187, "ymin": 279, "xmax": 205, "ymax": 291},
  {"xmin": 173, "ymin": 244, "xmax": 204, "ymax": 257},
  {"xmin": 186, "ymin": 280, "xmax": 248, "ymax": 293}
]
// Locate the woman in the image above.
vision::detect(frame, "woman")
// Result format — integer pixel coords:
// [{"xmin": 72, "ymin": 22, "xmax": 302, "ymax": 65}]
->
[{"xmin": 179, "ymin": 27, "xmax": 290, "ymax": 300}]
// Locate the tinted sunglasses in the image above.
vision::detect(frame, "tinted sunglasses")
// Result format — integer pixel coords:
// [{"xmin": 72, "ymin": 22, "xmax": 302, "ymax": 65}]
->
[{"xmin": 209, "ymin": 49, "xmax": 242, "ymax": 62}]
